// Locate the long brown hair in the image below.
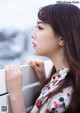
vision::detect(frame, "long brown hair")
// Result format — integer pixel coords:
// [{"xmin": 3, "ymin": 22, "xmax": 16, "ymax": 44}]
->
[{"xmin": 37, "ymin": 3, "xmax": 80, "ymax": 113}]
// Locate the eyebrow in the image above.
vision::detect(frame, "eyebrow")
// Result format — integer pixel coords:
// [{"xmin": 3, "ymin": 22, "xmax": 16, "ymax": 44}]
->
[{"xmin": 37, "ymin": 21, "xmax": 45, "ymax": 25}]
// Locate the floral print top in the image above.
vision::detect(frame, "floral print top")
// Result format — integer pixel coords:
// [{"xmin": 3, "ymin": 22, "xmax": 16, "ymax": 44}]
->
[{"xmin": 31, "ymin": 68, "xmax": 73, "ymax": 113}]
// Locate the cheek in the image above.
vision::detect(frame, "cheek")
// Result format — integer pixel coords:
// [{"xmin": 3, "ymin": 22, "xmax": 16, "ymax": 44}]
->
[
  {"xmin": 34, "ymin": 32, "xmax": 59, "ymax": 56},
  {"xmin": 39, "ymin": 42, "xmax": 59, "ymax": 56},
  {"xmin": 33, "ymin": 38, "xmax": 48, "ymax": 55},
  {"xmin": 35, "ymin": 39, "xmax": 54, "ymax": 56}
]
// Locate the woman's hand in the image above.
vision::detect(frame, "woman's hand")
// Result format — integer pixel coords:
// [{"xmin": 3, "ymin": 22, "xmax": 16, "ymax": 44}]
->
[
  {"xmin": 28, "ymin": 60, "xmax": 46, "ymax": 83},
  {"xmin": 5, "ymin": 65, "xmax": 25, "ymax": 113},
  {"xmin": 5, "ymin": 64, "xmax": 23, "ymax": 96}
]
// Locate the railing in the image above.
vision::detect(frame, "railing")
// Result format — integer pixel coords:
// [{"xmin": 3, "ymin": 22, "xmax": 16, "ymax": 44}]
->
[{"xmin": 0, "ymin": 60, "xmax": 53, "ymax": 113}]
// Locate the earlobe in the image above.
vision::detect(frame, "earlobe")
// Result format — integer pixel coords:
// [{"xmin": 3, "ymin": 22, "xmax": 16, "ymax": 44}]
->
[{"xmin": 59, "ymin": 37, "xmax": 65, "ymax": 47}]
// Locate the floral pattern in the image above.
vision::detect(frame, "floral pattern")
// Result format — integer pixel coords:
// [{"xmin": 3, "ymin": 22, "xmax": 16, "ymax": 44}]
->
[{"xmin": 31, "ymin": 68, "xmax": 73, "ymax": 113}]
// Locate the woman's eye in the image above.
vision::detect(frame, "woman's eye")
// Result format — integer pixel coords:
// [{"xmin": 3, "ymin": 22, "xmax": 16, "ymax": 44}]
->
[
  {"xmin": 35, "ymin": 26, "xmax": 43, "ymax": 30},
  {"xmin": 38, "ymin": 26, "xmax": 43, "ymax": 29}
]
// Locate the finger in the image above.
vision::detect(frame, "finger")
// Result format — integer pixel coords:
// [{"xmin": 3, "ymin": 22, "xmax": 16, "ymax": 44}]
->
[
  {"xmin": 6, "ymin": 65, "xmax": 19, "ymax": 78},
  {"xmin": 10, "ymin": 65, "xmax": 22, "ymax": 78},
  {"xmin": 31, "ymin": 62, "xmax": 39, "ymax": 72},
  {"xmin": 28, "ymin": 60, "xmax": 44, "ymax": 67},
  {"xmin": 14, "ymin": 65, "xmax": 23, "ymax": 75},
  {"xmin": 5, "ymin": 65, "xmax": 14, "ymax": 84},
  {"xmin": 10, "ymin": 64, "xmax": 21, "ymax": 72},
  {"xmin": 8, "ymin": 65, "xmax": 16, "ymax": 77},
  {"xmin": 5, "ymin": 66, "xmax": 11, "ymax": 79}
]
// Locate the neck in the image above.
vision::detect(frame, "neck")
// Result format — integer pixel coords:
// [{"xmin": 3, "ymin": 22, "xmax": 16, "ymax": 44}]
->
[{"xmin": 48, "ymin": 52, "xmax": 69, "ymax": 72}]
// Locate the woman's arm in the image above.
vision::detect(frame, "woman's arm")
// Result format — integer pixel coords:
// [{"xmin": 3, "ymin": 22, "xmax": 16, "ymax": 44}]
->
[
  {"xmin": 9, "ymin": 91, "xmax": 25, "ymax": 113},
  {"xmin": 5, "ymin": 65, "xmax": 26, "ymax": 113}
]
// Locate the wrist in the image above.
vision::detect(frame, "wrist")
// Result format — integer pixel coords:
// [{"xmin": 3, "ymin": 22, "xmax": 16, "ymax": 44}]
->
[
  {"xmin": 9, "ymin": 90, "xmax": 23, "ymax": 100},
  {"xmin": 9, "ymin": 90, "xmax": 25, "ymax": 113}
]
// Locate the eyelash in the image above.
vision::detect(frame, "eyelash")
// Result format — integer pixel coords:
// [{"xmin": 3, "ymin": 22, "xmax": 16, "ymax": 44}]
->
[{"xmin": 35, "ymin": 26, "xmax": 43, "ymax": 30}]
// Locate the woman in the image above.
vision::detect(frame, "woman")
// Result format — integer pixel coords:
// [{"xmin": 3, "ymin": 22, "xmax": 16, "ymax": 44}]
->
[{"xmin": 5, "ymin": 3, "xmax": 80, "ymax": 113}]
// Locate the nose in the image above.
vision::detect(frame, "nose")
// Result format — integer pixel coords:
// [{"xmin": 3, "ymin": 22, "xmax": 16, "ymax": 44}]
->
[{"xmin": 31, "ymin": 30, "xmax": 36, "ymax": 39}]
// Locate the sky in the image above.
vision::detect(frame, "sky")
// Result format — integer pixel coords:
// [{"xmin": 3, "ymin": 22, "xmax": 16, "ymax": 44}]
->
[{"xmin": 0, "ymin": 0, "xmax": 79, "ymax": 30}]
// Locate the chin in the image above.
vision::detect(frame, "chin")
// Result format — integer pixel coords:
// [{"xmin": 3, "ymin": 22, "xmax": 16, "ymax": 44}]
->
[
  {"xmin": 35, "ymin": 52, "xmax": 42, "ymax": 56},
  {"xmin": 34, "ymin": 51, "xmax": 46, "ymax": 56}
]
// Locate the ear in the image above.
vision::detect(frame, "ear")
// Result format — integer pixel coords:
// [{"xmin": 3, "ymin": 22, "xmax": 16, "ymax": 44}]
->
[{"xmin": 58, "ymin": 37, "xmax": 65, "ymax": 47}]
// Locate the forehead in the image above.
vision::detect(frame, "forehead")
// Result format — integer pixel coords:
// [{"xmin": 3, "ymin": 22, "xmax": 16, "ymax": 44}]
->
[
  {"xmin": 36, "ymin": 18, "xmax": 52, "ymax": 29},
  {"xmin": 36, "ymin": 19, "xmax": 45, "ymax": 25}
]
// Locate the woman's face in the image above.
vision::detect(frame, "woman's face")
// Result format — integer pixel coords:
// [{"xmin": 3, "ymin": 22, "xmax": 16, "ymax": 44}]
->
[{"xmin": 31, "ymin": 19, "xmax": 60, "ymax": 57}]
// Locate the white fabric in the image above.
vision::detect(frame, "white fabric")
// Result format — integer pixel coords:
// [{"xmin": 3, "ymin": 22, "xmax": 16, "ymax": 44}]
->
[{"xmin": 31, "ymin": 68, "xmax": 73, "ymax": 113}]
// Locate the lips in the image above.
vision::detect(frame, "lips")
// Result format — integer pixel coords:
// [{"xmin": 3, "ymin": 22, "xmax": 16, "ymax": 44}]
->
[{"xmin": 32, "ymin": 42, "xmax": 37, "ymax": 48}]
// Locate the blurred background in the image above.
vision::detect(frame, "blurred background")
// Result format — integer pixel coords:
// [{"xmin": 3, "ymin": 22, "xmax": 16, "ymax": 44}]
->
[{"xmin": 0, "ymin": 0, "xmax": 79, "ymax": 69}]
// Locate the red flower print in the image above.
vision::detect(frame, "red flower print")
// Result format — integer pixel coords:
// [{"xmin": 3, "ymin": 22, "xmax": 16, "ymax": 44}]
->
[
  {"xmin": 53, "ymin": 101, "xmax": 61, "ymax": 107},
  {"xmin": 58, "ymin": 80, "xmax": 63, "ymax": 85},
  {"xmin": 45, "ymin": 109, "xmax": 49, "ymax": 113},
  {"xmin": 57, "ymin": 74, "xmax": 61, "ymax": 78},
  {"xmin": 35, "ymin": 99, "xmax": 42, "ymax": 108}
]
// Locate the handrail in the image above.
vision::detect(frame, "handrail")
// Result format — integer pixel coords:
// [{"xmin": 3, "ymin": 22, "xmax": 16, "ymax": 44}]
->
[{"xmin": 0, "ymin": 60, "xmax": 53, "ymax": 113}]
